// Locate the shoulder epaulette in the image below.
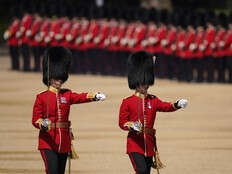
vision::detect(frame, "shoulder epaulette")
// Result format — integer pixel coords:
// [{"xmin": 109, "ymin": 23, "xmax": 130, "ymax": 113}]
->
[
  {"xmin": 38, "ymin": 90, "xmax": 48, "ymax": 95},
  {"xmin": 60, "ymin": 88, "xmax": 71, "ymax": 93},
  {"xmin": 148, "ymin": 94, "xmax": 156, "ymax": 99},
  {"xmin": 125, "ymin": 95, "xmax": 134, "ymax": 100}
]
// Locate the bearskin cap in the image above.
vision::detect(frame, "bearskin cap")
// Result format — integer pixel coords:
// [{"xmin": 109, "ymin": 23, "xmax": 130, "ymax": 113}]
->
[
  {"xmin": 127, "ymin": 51, "xmax": 155, "ymax": 89},
  {"xmin": 42, "ymin": 46, "xmax": 72, "ymax": 86}
]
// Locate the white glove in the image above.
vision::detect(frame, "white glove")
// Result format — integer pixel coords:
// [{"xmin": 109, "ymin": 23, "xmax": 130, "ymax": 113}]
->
[
  {"xmin": 131, "ymin": 121, "xmax": 143, "ymax": 132},
  {"xmin": 177, "ymin": 99, "xmax": 188, "ymax": 108},
  {"xmin": 95, "ymin": 93, "xmax": 106, "ymax": 101},
  {"xmin": 66, "ymin": 34, "xmax": 72, "ymax": 41},
  {"xmin": 189, "ymin": 43, "xmax": 196, "ymax": 51},
  {"xmin": 199, "ymin": 44, "xmax": 205, "ymax": 51},
  {"xmin": 112, "ymin": 36, "xmax": 118, "ymax": 43},
  {"xmin": 44, "ymin": 36, "xmax": 51, "ymax": 43},
  {"xmin": 141, "ymin": 40, "xmax": 148, "ymax": 47},
  {"xmin": 3, "ymin": 31, "xmax": 10, "ymax": 40},
  {"xmin": 210, "ymin": 42, "xmax": 216, "ymax": 49},
  {"xmin": 104, "ymin": 39, "xmax": 110, "ymax": 46},
  {"xmin": 35, "ymin": 34, "xmax": 42, "ymax": 42},
  {"xmin": 94, "ymin": 37, "xmax": 100, "ymax": 43},
  {"xmin": 75, "ymin": 37, "xmax": 82, "ymax": 44},
  {"xmin": 161, "ymin": 39, "xmax": 168, "ymax": 46},
  {"xmin": 26, "ymin": 30, "xmax": 32, "ymax": 37},
  {"xmin": 55, "ymin": 33, "xmax": 62, "ymax": 40},
  {"xmin": 20, "ymin": 26, "xmax": 25, "ymax": 32},
  {"xmin": 16, "ymin": 31, "xmax": 21, "ymax": 38},
  {"xmin": 41, "ymin": 118, "xmax": 51, "ymax": 131}
]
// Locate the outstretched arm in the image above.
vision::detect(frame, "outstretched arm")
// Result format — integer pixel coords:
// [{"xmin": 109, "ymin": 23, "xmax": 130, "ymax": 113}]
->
[
  {"xmin": 71, "ymin": 91, "xmax": 106, "ymax": 104},
  {"xmin": 156, "ymin": 97, "xmax": 188, "ymax": 112}
]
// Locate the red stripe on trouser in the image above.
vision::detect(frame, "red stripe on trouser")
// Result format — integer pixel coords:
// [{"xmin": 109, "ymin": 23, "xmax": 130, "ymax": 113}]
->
[
  {"xmin": 129, "ymin": 153, "xmax": 138, "ymax": 174},
  {"xmin": 40, "ymin": 150, "xmax": 50, "ymax": 174}
]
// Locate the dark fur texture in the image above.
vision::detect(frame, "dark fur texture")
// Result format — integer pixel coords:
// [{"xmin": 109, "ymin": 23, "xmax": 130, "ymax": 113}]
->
[
  {"xmin": 42, "ymin": 46, "xmax": 72, "ymax": 86},
  {"xmin": 127, "ymin": 51, "xmax": 155, "ymax": 89}
]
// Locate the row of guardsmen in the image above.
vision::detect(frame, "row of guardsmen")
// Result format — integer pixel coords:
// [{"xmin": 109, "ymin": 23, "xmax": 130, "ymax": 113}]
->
[{"xmin": 4, "ymin": 11, "xmax": 232, "ymax": 83}]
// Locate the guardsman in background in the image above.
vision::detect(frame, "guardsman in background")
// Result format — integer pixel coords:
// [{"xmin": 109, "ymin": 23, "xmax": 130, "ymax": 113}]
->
[
  {"xmin": 37, "ymin": 4, "xmax": 51, "ymax": 60},
  {"xmin": 114, "ymin": 18, "xmax": 127, "ymax": 75},
  {"xmin": 225, "ymin": 12, "xmax": 232, "ymax": 83},
  {"xmin": 3, "ymin": 6, "xmax": 21, "ymax": 71},
  {"xmin": 59, "ymin": 6, "xmax": 73, "ymax": 49},
  {"xmin": 107, "ymin": 17, "xmax": 121, "ymax": 75},
  {"xmin": 85, "ymin": 12, "xmax": 101, "ymax": 74},
  {"xmin": 145, "ymin": 8, "xmax": 158, "ymax": 56},
  {"xmin": 162, "ymin": 12, "xmax": 178, "ymax": 80},
  {"xmin": 94, "ymin": 16, "xmax": 111, "ymax": 75},
  {"xmin": 204, "ymin": 11, "xmax": 216, "ymax": 82},
  {"xmin": 183, "ymin": 14, "xmax": 196, "ymax": 82},
  {"xmin": 50, "ymin": 8, "xmax": 66, "ymax": 48},
  {"xmin": 19, "ymin": 3, "xmax": 33, "ymax": 71},
  {"xmin": 119, "ymin": 16, "xmax": 135, "ymax": 75},
  {"xmin": 213, "ymin": 13, "xmax": 227, "ymax": 83},
  {"xmin": 153, "ymin": 10, "xmax": 168, "ymax": 79},
  {"xmin": 192, "ymin": 13, "xmax": 206, "ymax": 82},
  {"xmin": 67, "ymin": 8, "xmax": 82, "ymax": 74},
  {"xmin": 130, "ymin": 20, "xmax": 147, "ymax": 53},
  {"xmin": 29, "ymin": 5, "xmax": 43, "ymax": 72},
  {"xmin": 146, "ymin": 21, "xmax": 157, "ymax": 55},
  {"xmin": 175, "ymin": 22, "xmax": 186, "ymax": 81},
  {"xmin": 77, "ymin": 16, "xmax": 90, "ymax": 74}
]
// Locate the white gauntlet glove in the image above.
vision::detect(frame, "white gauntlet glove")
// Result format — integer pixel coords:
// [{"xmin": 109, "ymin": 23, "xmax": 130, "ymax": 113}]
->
[
  {"xmin": 124, "ymin": 121, "xmax": 143, "ymax": 133},
  {"xmin": 95, "ymin": 93, "xmax": 106, "ymax": 101},
  {"xmin": 131, "ymin": 121, "xmax": 143, "ymax": 132},
  {"xmin": 41, "ymin": 118, "xmax": 51, "ymax": 131},
  {"xmin": 176, "ymin": 99, "xmax": 188, "ymax": 109}
]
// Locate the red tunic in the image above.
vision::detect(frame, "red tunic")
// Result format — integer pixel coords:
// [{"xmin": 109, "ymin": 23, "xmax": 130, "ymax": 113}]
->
[
  {"xmin": 29, "ymin": 17, "xmax": 42, "ymax": 47},
  {"xmin": 69, "ymin": 20, "xmax": 81, "ymax": 50},
  {"xmin": 183, "ymin": 28, "xmax": 196, "ymax": 59},
  {"xmin": 204, "ymin": 26, "xmax": 216, "ymax": 57},
  {"xmin": 214, "ymin": 28, "xmax": 226, "ymax": 58},
  {"xmin": 6, "ymin": 19, "xmax": 20, "ymax": 46},
  {"xmin": 146, "ymin": 23, "xmax": 157, "ymax": 54},
  {"xmin": 119, "ymin": 93, "xmax": 177, "ymax": 157},
  {"xmin": 133, "ymin": 23, "xmax": 147, "ymax": 52},
  {"xmin": 32, "ymin": 87, "xmax": 95, "ymax": 153},
  {"xmin": 40, "ymin": 18, "xmax": 51, "ymax": 47},
  {"xmin": 60, "ymin": 20, "xmax": 72, "ymax": 48},
  {"xmin": 164, "ymin": 26, "xmax": 177, "ymax": 55},
  {"xmin": 224, "ymin": 30, "xmax": 232, "ymax": 57},
  {"xmin": 194, "ymin": 28, "xmax": 205, "ymax": 59}
]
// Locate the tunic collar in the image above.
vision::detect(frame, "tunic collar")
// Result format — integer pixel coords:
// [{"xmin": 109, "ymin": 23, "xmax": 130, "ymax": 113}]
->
[
  {"xmin": 49, "ymin": 86, "xmax": 58, "ymax": 94},
  {"xmin": 134, "ymin": 92, "xmax": 147, "ymax": 98}
]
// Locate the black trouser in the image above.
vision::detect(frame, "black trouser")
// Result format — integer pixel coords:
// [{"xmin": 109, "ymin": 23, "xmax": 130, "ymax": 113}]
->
[
  {"xmin": 9, "ymin": 45, "xmax": 20, "ymax": 70},
  {"xmin": 205, "ymin": 56, "xmax": 214, "ymax": 83},
  {"xmin": 167, "ymin": 55, "xmax": 178, "ymax": 80},
  {"xmin": 194, "ymin": 58, "xmax": 204, "ymax": 82},
  {"xmin": 31, "ymin": 46, "xmax": 41, "ymax": 72},
  {"xmin": 214, "ymin": 57, "xmax": 226, "ymax": 83},
  {"xmin": 226, "ymin": 56, "xmax": 232, "ymax": 83},
  {"xmin": 40, "ymin": 149, "xmax": 68, "ymax": 174},
  {"xmin": 129, "ymin": 152, "xmax": 153, "ymax": 174},
  {"xmin": 21, "ymin": 43, "xmax": 31, "ymax": 71}
]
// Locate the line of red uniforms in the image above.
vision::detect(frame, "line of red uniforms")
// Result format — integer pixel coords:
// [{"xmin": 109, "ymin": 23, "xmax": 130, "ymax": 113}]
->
[{"xmin": 5, "ymin": 14, "xmax": 232, "ymax": 59}]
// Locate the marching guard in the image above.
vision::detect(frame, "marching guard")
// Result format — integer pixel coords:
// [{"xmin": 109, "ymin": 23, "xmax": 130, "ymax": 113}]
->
[
  {"xmin": 32, "ymin": 46, "xmax": 106, "ymax": 174},
  {"xmin": 119, "ymin": 51, "xmax": 188, "ymax": 174}
]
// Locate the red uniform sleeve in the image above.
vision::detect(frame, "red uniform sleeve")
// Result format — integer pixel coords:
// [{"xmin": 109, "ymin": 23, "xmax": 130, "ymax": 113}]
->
[
  {"xmin": 119, "ymin": 99, "xmax": 130, "ymax": 131},
  {"xmin": 156, "ymin": 97, "xmax": 177, "ymax": 112},
  {"xmin": 70, "ymin": 92, "xmax": 94, "ymax": 104},
  {"xmin": 32, "ymin": 95, "xmax": 44, "ymax": 129}
]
